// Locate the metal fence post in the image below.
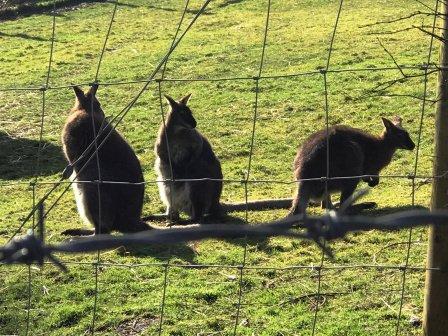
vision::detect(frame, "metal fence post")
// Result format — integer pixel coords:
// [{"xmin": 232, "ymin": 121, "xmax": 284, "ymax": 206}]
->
[{"xmin": 423, "ymin": 3, "xmax": 448, "ymax": 335}]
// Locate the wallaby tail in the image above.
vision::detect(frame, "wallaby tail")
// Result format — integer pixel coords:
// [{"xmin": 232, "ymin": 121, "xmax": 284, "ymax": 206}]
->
[
  {"xmin": 141, "ymin": 214, "xmax": 170, "ymax": 222},
  {"xmin": 222, "ymin": 198, "xmax": 293, "ymax": 213},
  {"xmin": 343, "ymin": 201, "xmax": 377, "ymax": 213},
  {"xmin": 122, "ymin": 219, "xmax": 154, "ymax": 232},
  {"xmin": 61, "ymin": 228, "xmax": 95, "ymax": 236}
]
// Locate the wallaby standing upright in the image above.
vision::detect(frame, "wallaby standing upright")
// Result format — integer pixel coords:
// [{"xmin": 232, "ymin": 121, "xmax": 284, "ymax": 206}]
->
[
  {"xmin": 289, "ymin": 116, "xmax": 415, "ymax": 215},
  {"xmin": 62, "ymin": 85, "xmax": 150, "ymax": 235},
  {"xmin": 154, "ymin": 94, "xmax": 223, "ymax": 222}
]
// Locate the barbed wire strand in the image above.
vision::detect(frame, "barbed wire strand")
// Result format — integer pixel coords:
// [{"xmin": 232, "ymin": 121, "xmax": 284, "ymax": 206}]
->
[
  {"xmin": 5, "ymin": 210, "xmax": 448, "ymax": 267},
  {"xmin": 394, "ymin": 0, "xmax": 440, "ymax": 334}
]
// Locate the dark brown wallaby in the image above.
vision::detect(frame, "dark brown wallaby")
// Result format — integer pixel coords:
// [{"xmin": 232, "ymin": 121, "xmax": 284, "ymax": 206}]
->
[
  {"xmin": 61, "ymin": 85, "xmax": 150, "ymax": 235},
  {"xmin": 289, "ymin": 116, "xmax": 415, "ymax": 215},
  {"xmin": 154, "ymin": 94, "xmax": 224, "ymax": 222},
  {"xmin": 152, "ymin": 94, "xmax": 293, "ymax": 223}
]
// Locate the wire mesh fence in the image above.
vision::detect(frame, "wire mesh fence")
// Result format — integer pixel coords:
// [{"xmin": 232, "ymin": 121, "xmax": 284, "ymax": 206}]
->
[{"xmin": 0, "ymin": 0, "xmax": 446, "ymax": 335}]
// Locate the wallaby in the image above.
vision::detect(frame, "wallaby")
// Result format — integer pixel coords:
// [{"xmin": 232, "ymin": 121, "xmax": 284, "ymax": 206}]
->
[
  {"xmin": 153, "ymin": 94, "xmax": 294, "ymax": 223},
  {"xmin": 289, "ymin": 116, "xmax": 415, "ymax": 215},
  {"xmin": 154, "ymin": 94, "xmax": 224, "ymax": 222},
  {"xmin": 152, "ymin": 94, "xmax": 297, "ymax": 223},
  {"xmin": 61, "ymin": 84, "xmax": 150, "ymax": 235}
]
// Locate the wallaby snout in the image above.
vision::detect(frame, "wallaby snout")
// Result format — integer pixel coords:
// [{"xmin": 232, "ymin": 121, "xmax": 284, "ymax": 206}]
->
[{"xmin": 403, "ymin": 137, "xmax": 415, "ymax": 150}]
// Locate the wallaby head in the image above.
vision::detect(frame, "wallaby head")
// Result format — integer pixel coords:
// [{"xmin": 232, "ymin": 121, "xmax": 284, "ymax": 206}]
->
[
  {"xmin": 164, "ymin": 94, "xmax": 196, "ymax": 129},
  {"xmin": 381, "ymin": 116, "xmax": 415, "ymax": 150},
  {"xmin": 72, "ymin": 84, "xmax": 104, "ymax": 118}
]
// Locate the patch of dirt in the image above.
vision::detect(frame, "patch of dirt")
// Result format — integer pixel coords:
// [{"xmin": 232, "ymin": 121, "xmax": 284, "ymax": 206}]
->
[{"xmin": 116, "ymin": 316, "xmax": 158, "ymax": 336}]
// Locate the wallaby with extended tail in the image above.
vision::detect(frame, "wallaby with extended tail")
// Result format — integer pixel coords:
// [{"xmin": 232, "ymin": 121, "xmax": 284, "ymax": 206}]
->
[
  {"xmin": 154, "ymin": 94, "xmax": 224, "ymax": 222},
  {"xmin": 153, "ymin": 94, "xmax": 291, "ymax": 223},
  {"xmin": 61, "ymin": 85, "xmax": 151, "ymax": 235},
  {"xmin": 289, "ymin": 116, "xmax": 415, "ymax": 215}
]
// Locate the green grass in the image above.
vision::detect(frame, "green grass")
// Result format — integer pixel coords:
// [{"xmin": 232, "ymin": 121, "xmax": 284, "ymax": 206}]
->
[{"xmin": 0, "ymin": 0, "xmax": 441, "ymax": 334}]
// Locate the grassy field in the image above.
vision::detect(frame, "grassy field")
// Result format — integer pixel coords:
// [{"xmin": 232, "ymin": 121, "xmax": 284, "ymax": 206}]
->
[{"xmin": 0, "ymin": 0, "xmax": 441, "ymax": 335}]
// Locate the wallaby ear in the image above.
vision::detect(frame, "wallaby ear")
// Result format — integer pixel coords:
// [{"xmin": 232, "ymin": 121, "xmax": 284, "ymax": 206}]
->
[
  {"xmin": 87, "ymin": 83, "xmax": 99, "ymax": 97},
  {"xmin": 179, "ymin": 93, "xmax": 192, "ymax": 105},
  {"xmin": 392, "ymin": 116, "xmax": 403, "ymax": 127},
  {"xmin": 72, "ymin": 85, "xmax": 85, "ymax": 102},
  {"xmin": 381, "ymin": 117, "xmax": 395, "ymax": 130},
  {"xmin": 164, "ymin": 94, "xmax": 178, "ymax": 108}
]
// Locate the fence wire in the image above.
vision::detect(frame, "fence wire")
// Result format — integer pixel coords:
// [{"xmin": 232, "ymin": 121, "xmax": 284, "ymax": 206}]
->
[
  {"xmin": 0, "ymin": 0, "xmax": 445, "ymax": 335},
  {"xmin": 4, "ymin": 208, "xmax": 448, "ymax": 269}
]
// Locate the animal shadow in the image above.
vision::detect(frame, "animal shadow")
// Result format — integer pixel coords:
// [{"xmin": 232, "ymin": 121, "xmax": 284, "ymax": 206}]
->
[
  {"xmin": 198, "ymin": 213, "xmax": 273, "ymax": 255},
  {"xmin": 123, "ymin": 214, "xmax": 251, "ymax": 261},
  {"xmin": 120, "ymin": 241, "xmax": 198, "ymax": 263},
  {"xmin": 206, "ymin": 214, "xmax": 272, "ymax": 249},
  {"xmin": 0, "ymin": 131, "xmax": 65, "ymax": 180},
  {"xmin": 360, "ymin": 204, "xmax": 428, "ymax": 217},
  {"xmin": 117, "ymin": 215, "xmax": 244, "ymax": 263}
]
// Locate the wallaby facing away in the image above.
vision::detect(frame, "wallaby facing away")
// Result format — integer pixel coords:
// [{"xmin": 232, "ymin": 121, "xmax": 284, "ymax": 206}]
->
[
  {"xmin": 62, "ymin": 85, "xmax": 150, "ymax": 235},
  {"xmin": 154, "ymin": 94, "xmax": 224, "ymax": 222},
  {"xmin": 289, "ymin": 116, "xmax": 415, "ymax": 215}
]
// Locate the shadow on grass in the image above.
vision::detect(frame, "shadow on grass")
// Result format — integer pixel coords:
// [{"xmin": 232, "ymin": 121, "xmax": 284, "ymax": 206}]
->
[
  {"xmin": 146, "ymin": 4, "xmax": 214, "ymax": 15},
  {"xmin": 0, "ymin": 30, "xmax": 53, "ymax": 41},
  {"xmin": 0, "ymin": 0, "xmax": 94, "ymax": 21},
  {"xmin": 124, "ymin": 214, "xmax": 249, "ymax": 262},
  {"xmin": 0, "ymin": 0, "xmax": 136, "ymax": 22},
  {"xmin": 217, "ymin": 0, "xmax": 244, "ymax": 8},
  {"xmin": 0, "ymin": 131, "xmax": 65, "ymax": 179},
  {"xmin": 120, "ymin": 242, "xmax": 198, "ymax": 263},
  {"xmin": 360, "ymin": 204, "xmax": 428, "ymax": 216},
  {"xmin": 203, "ymin": 213, "xmax": 271, "ymax": 251},
  {"xmin": 225, "ymin": 204, "xmax": 431, "ymax": 253}
]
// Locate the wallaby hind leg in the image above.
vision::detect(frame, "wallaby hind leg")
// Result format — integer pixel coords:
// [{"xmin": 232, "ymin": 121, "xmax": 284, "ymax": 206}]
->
[
  {"xmin": 92, "ymin": 196, "xmax": 115, "ymax": 235},
  {"xmin": 208, "ymin": 200, "xmax": 225, "ymax": 219},
  {"xmin": 339, "ymin": 180, "xmax": 359, "ymax": 211},
  {"xmin": 289, "ymin": 182, "xmax": 311, "ymax": 216},
  {"xmin": 190, "ymin": 201, "xmax": 205, "ymax": 223},
  {"xmin": 166, "ymin": 206, "xmax": 180, "ymax": 222},
  {"xmin": 207, "ymin": 180, "xmax": 224, "ymax": 218}
]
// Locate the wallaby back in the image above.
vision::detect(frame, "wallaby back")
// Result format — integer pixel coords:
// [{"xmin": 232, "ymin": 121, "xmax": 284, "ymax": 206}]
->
[
  {"xmin": 62, "ymin": 85, "xmax": 149, "ymax": 234},
  {"xmin": 154, "ymin": 94, "xmax": 223, "ymax": 222},
  {"xmin": 289, "ymin": 116, "xmax": 415, "ymax": 215}
]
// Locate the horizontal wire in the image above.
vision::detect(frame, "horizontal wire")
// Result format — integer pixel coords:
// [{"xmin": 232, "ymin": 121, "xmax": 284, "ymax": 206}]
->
[
  {"xmin": 0, "ymin": 173, "xmax": 440, "ymax": 187},
  {"xmin": 0, "ymin": 64, "xmax": 441, "ymax": 92},
  {"xmin": 3, "ymin": 259, "xmax": 437, "ymax": 272}
]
